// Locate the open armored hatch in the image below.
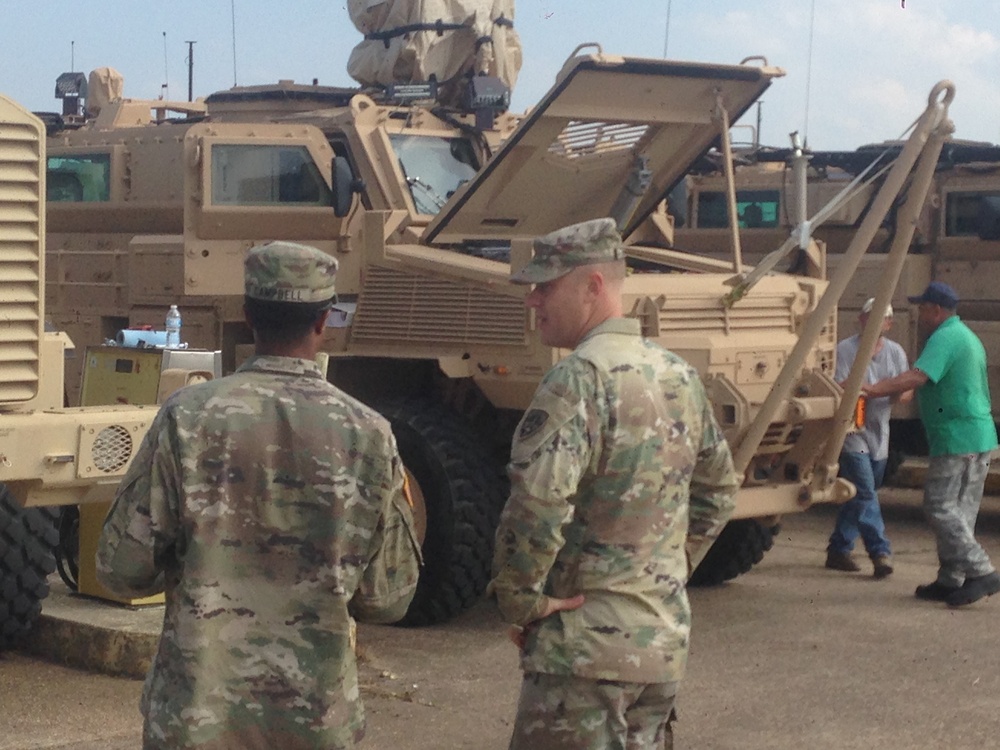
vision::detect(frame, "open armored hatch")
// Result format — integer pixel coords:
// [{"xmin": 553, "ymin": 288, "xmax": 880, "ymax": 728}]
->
[{"xmin": 424, "ymin": 51, "xmax": 784, "ymax": 245}]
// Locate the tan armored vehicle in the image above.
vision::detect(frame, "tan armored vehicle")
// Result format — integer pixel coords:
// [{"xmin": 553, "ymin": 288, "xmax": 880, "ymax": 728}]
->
[
  {"xmin": 0, "ymin": 94, "xmax": 159, "ymax": 647},
  {"xmin": 676, "ymin": 136, "xmax": 1000, "ymax": 463},
  {"xmin": 33, "ymin": 8, "xmax": 955, "ymax": 626}
]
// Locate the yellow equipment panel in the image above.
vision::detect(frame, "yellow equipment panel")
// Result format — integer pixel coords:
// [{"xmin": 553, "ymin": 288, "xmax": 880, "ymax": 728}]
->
[
  {"xmin": 80, "ymin": 347, "xmax": 164, "ymax": 407},
  {"xmin": 75, "ymin": 346, "xmax": 220, "ymax": 606}
]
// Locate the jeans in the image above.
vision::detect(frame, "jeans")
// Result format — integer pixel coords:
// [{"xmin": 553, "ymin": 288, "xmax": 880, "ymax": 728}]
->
[
  {"xmin": 924, "ymin": 452, "xmax": 996, "ymax": 587},
  {"xmin": 828, "ymin": 451, "xmax": 891, "ymax": 558}
]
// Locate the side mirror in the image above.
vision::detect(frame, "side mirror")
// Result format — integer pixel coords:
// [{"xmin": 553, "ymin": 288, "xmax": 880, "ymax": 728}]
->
[{"xmin": 332, "ymin": 155, "xmax": 364, "ymax": 218}]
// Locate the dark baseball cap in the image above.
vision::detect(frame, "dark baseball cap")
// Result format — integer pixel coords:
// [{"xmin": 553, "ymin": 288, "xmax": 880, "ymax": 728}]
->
[{"xmin": 908, "ymin": 281, "xmax": 958, "ymax": 309}]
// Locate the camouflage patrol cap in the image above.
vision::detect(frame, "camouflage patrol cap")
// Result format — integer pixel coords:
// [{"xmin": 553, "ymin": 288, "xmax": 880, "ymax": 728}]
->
[
  {"xmin": 510, "ymin": 217, "xmax": 625, "ymax": 285},
  {"xmin": 245, "ymin": 241, "xmax": 338, "ymax": 303}
]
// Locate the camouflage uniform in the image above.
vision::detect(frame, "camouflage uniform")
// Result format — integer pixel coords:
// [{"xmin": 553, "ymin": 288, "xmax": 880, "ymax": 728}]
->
[
  {"xmin": 97, "ymin": 242, "xmax": 421, "ymax": 750},
  {"xmin": 491, "ymin": 219, "xmax": 740, "ymax": 749}
]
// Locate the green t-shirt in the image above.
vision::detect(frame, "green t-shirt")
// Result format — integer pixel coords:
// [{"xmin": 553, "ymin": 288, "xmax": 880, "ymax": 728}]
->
[{"xmin": 914, "ymin": 315, "xmax": 998, "ymax": 456}]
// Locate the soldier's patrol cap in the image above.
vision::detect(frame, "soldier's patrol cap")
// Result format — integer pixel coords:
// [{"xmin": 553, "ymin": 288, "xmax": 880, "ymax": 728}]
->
[
  {"xmin": 244, "ymin": 241, "xmax": 338, "ymax": 304},
  {"xmin": 510, "ymin": 217, "xmax": 625, "ymax": 285}
]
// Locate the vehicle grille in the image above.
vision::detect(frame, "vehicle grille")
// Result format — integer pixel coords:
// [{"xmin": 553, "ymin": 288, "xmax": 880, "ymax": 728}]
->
[
  {"xmin": 0, "ymin": 105, "xmax": 42, "ymax": 402},
  {"xmin": 639, "ymin": 294, "xmax": 797, "ymax": 336},
  {"xmin": 351, "ymin": 267, "xmax": 526, "ymax": 346},
  {"xmin": 91, "ymin": 425, "xmax": 134, "ymax": 473},
  {"xmin": 549, "ymin": 121, "xmax": 649, "ymax": 159}
]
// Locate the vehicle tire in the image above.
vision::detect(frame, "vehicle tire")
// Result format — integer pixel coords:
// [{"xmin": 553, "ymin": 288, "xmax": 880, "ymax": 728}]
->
[
  {"xmin": 0, "ymin": 486, "xmax": 59, "ymax": 649},
  {"xmin": 376, "ymin": 398, "xmax": 508, "ymax": 626},
  {"xmin": 688, "ymin": 519, "xmax": 777, "ymax": 587}
]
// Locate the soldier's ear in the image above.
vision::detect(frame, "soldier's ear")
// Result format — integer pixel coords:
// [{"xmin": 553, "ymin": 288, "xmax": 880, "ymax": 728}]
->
[
  {"xmin": 313, "ymin": 309, "xmax": 330, "ymax": 335},
  {"xmin": 585, "ymin": 269, "xmax": 604, "ymax": 297}
]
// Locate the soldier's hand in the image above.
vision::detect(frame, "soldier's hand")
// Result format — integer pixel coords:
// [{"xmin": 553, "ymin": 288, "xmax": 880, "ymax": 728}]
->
[
  {"xmin": 507, "ymin": 625, "xmax": 528, "ymax": 649},
  {"xmin": 537, "ymin": 594, "xmax": 586, "ymax": 619},
  {"xmin": 507, "ymin": 595, "xmax": 586, "ymax": 650}
]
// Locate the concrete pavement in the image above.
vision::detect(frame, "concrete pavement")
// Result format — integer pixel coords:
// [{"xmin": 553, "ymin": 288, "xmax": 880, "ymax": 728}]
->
[
  {"xmin": 4, "ymin": 487, "xmax": 1000, "ymax": 749},
  {"xmin": 14, "ymin": 456, "xmax": 1000, "ymax": 681}
]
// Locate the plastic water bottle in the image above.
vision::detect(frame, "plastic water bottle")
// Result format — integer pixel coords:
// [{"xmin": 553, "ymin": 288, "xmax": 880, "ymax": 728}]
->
[{"xmin": 165, "ymin": 304, "xmax": 182, "ymax": 348}]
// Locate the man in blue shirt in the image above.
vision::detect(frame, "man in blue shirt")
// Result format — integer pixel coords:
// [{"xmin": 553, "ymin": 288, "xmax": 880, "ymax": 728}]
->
[
  {"xmin": 864, "ymin": 282, "xmax": 1000, "ymax": 607},
  {"xmin": 826, "ymin": 298, "xmax": 911, "ymax": 579}
]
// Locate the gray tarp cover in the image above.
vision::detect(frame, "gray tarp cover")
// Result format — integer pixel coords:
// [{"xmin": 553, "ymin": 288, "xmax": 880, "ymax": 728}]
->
[{"xmin": 347, "ymin": 0, "xmax": 521, "ymax": 92}]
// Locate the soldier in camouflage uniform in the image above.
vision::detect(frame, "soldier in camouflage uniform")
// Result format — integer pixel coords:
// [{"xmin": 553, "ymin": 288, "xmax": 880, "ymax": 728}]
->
[
  {"xmin": 490, "ymin": 218, "xmax": 740, "ymax": 749},
  {"xmin": 97, "ymin": 241, "xmax": 422, "ymax": 750}
]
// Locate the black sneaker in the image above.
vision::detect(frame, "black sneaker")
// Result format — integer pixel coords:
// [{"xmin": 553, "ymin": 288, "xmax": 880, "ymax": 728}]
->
[
  {"xmin": 914, "ymin": 581, "xmax": 960, "ymax": 602},
  {"xmin": 946, "ymin": 571, "xmax": 1000, "ymax": 607}
]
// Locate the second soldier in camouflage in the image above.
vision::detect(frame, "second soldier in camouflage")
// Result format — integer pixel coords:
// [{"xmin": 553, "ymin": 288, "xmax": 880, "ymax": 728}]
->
[{"xmin": 491, "ymin": 218, "xmax": 740, "ymax": 749}]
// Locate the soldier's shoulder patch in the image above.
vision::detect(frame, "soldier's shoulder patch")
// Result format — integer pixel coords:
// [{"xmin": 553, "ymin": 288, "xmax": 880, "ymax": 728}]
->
[{"xmin": 518, "ymin": 409, "xmax": 550, "ymax": 440}]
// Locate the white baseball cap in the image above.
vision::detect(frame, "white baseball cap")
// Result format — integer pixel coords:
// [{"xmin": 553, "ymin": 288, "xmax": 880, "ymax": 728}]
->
[{"xmin": 861, "ymin": 297, "xmax": 893, "ymax": 317}]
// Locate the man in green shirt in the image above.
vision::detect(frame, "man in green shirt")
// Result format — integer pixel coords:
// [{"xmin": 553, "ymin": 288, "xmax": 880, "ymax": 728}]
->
[{"xmin": 864, "ymin": 281, "xmax": 999, "ymax": 607}]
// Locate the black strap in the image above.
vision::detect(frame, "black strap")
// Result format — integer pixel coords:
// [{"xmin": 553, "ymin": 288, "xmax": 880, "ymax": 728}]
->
[{"xmin": 365, "ymin": 15, "xmax": 516, "ymax": 48}]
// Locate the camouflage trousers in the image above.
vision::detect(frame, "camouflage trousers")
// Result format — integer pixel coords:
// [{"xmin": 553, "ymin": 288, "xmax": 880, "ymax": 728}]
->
[
  {"xmin": 508, "ymin": 672, "xmax": 678, "ymax": 750},
  {"xmin": 925, "ymin": 452, "xmax": 997, "ymax": 587}
]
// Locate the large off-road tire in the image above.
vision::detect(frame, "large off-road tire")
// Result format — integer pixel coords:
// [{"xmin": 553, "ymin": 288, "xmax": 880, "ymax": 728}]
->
[
  {"xmin": 0, "ymin": 486, "xmax": 59, "ymax": 649},
  {"xmin": 688, "ymin": 519, "xmax": 777, "ymax": 587},
  {"xmin": 376, "ymin": 398, "xmax": 508, "ymax": 626}
]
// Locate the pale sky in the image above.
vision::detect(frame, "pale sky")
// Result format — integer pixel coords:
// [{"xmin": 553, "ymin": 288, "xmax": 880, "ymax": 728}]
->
[{"xmin": 2, "ymin": 0, "xmax": 998, "ymax": 151}]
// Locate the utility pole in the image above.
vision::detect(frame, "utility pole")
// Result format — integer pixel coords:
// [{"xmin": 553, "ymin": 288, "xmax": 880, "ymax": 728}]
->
[{"xmin": 185, "ymin": 41, "xmax": 196, "ymax": 101}]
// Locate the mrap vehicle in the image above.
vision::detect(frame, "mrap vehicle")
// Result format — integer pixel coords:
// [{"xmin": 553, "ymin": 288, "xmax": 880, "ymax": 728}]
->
[
  {"xmin": 26, "ymin": 6, "xmax": 955, "ymax": 627},
  {"xmin": 676, "ymin": 136, "xmax": 1000, "ymax": 460}
]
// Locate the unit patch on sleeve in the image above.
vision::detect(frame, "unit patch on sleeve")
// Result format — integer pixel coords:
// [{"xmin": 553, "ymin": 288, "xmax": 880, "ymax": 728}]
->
[{"xmin": 518, "ymin": 409, "xmax": 550, "ymax": 440}]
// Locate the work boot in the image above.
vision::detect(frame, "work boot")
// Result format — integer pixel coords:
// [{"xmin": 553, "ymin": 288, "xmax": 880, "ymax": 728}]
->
[
  {"xmin": 872, "ymin": 555, "xmax": 894, "ymax": 580},
  {"xmin": 825, "ymin": 551, "xmax": 861, "ymax": 572},
  {"xmin": 946, "ymin": 571, "xmax": 1000, "ymax": 607},
  {"xmin": 914, "ymin": 581, "xmax": 960, "ymax": 602}
]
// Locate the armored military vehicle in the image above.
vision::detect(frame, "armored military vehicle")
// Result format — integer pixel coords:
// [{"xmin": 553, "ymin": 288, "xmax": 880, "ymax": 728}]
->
[
  {"xmin": 35, "ymin": 1, "xmax": 956, "ymax": 625},
  {"xmin": 676, "ymin": 136, "xmax": 1000, "ymax": 461},
  {"xmin": 0, "ymin": 93, "xmax": 158, "ymax": 647}
]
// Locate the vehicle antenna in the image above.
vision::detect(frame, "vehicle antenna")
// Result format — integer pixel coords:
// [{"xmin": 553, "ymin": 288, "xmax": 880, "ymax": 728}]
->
[
  {"xmin": 803, "ymin": 0, "xmax": 816, "ymax": 146},
  {"xmin": 662, "ymin": 0, "xmax": 673, "ymax": 57},
  {"xmin": 185, "ymin": 41, "xmax": 196, "ymax": 102},
  {"xmin": 755, "ymin": 100, "xmax": 763, "ymax": 149},
  {"xmin": 161, "ymin": 31, "xmax": 170, "ymax": 100},
  {"xmin": 231, "ymin": 0, "xmax": 239, "ymax": 86}
]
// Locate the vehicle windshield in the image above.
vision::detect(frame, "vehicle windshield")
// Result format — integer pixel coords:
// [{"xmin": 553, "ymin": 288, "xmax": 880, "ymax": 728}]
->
[{"xmin": 389, "ymin": 134, "xmax": 478, "ymax": 215}]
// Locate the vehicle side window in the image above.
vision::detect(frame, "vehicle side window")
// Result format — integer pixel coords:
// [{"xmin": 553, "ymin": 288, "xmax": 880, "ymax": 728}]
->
[
  {"xmin": 944, "ymin": 191, "xmax": 1000, "ymax": 237},
  {"xmin": 695, "ymin": 189, "xmax": 780, "ymax": 229},
  {"xmin": 211, "ymin": 145, "xmax": 331, "ymax": 206},
  {"xmin": 47, "ymin": 154, "xmax": 111, "ymax": 202}
]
